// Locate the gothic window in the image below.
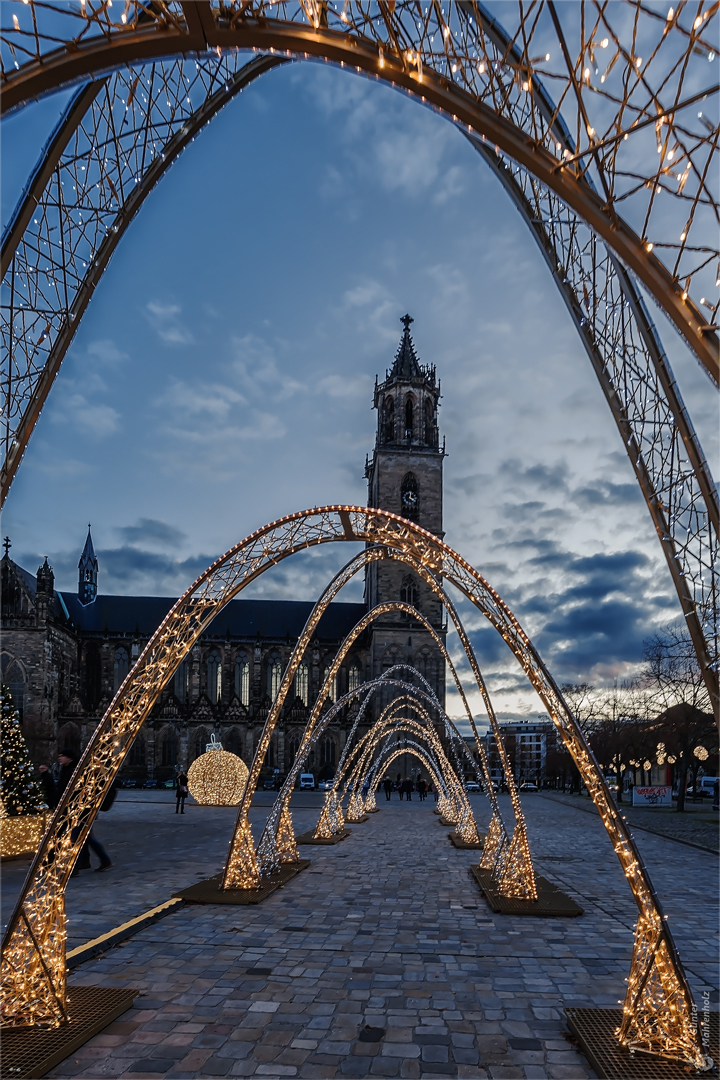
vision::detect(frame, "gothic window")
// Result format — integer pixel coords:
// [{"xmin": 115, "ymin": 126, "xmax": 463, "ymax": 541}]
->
[
  {"xmin": 84, "ymin": 646, "xmax": 102, "ymax": 708},
  {"xmin": 225, "ymin": 728, "xmax": 243, "ymax": 757},
  {"xmin": 320, "ymin": 737, "xmax": 336, "ymax": 769},
  {"xmin": 417, "ymin": 649, "xmax": 437, "ymax": 694},
  {"xmin": 323, "ymin": 666, "xmax": 337, "ymax": 704},
  {"xmin": 400, "ymin": 472, "xmax": 419, "ymax": 522},
  {"xmin": 294, "ymin": 663, "xmax": 309, "ymax": 706},
  {"xmin": 113, "ymin": 647, "xmax": 129, "ymax": 693},
  {"xmin": 1, "ymin": 655, "xmax": 25, "ymax": 719},
  {"xmin": 424, "ymin": 397, "xmax": 435, "ymax": 445},
  {"xmin": 384, "ymin": 396, "xmax": 394, "ymax": 442},
  {"xmin": 161, "ymin": 727, "xmax": 178, "ymax": 768},
  {"xmin": 404, "ymin": 396, "xmax": 414, "ymax": 438},
  {"xmin": 129, "ymin": 734, "xmax": 146, "ymax": 767},
  {"xmin": 207, "ymin": 650, "xmax": 222, "ymax": 705},
  {"xmin": 264, "ymin": 739, "xmax": 276, "ymax": 768},
  {"xmin": 400, "ymin": 575, "xmax": 419, "ymax": 610},
  {"xmin": 174, "ymin": 660, "xmax": 188, "ymax": 703},
  {"xmin": 286, "ymin": 735, "xmax": 299, "ymax": 765},
  {"xmin": 235, "ymin": 655, "xmax": 250, "ymax": 706},
  {"xmin": 194, "ymin": 727, "xmax": 210, "ymax": 760},
  {"xmin": 268, "ymin": 659, "xmax": 283, "ymax": 700},
  {"xmin": 348, "ymin": 663, "xmax": 361, "ymax": 695}
]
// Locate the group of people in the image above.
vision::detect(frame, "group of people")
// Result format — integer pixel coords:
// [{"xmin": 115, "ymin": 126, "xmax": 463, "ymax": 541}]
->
[{"xmin": 382, "ymin": 774, "xmax": 437, "ymax": 802}]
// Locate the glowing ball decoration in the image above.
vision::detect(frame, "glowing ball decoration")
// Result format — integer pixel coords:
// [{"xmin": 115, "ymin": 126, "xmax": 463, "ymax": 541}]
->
[{"xmin": 187, "ymin": 737, "xmax": 249, "ymax": 805}]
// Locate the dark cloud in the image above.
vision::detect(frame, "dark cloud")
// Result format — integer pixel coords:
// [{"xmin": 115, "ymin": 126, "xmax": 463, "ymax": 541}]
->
[
  {"xmin": 116, "ymin": 518, "xmax": 187, "ymax": 548},
  {"xmin": 499, "ymin": 459, "xmax": 570, "ymax": 493},
  {"xmin": 573, "ymin": 480, "xmax": 643, "ymax": 508}
]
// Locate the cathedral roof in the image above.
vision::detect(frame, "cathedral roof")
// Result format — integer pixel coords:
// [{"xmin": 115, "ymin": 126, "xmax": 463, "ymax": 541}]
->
[
  {"xmin": 56, "ymin": 593, "xmax": 366, "ymax": 643},
  {"xmin": 389, "ymin": 314, "xmax": 422, "ymax": 380}
]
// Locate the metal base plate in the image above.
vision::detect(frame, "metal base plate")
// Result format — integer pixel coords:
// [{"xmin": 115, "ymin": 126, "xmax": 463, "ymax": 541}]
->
[
  {"xmin": 1, "ymin": 985, "xmax": 137, "ymax": 1079},
  {"xmin": 344, "ymin": 814, "xmax": 369, "ymax": 824},
  {"xmin": 566, "ymin": 1008, "xmax": 719, "ymax": 1079},
  {"xmin": 449, "ymin": 831, "xmax": 487, "ymax": 849},
  {"xmin": 470, "ymin": 866, "xmax": 584, "ymax": 916},
  {"xmin": 296, "ymin": 829, "xmax": 351, "ymax": 845},
  {"xmin": 174, "ymin": 860, "xmax": 311, "ymax": 905},
  {"xmin": 438, "ymin": 816, "xmax": 458, "ymax": 826}
]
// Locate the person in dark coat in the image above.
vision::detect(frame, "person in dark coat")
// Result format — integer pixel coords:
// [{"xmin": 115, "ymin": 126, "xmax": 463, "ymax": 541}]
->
[
  {"xmin": 383, "ymin": 777, "xmax": 393, "ymax": 801},
  {"xmin": 403, "ymin": 777, "xmax": 413, "ymax": 801},
  {"xmin": 40, "ymin": 749, "xmax": 112, "ymax": 873},
  {"xmin": 176, "ymin": 771, "xmax": 189, "ymax": 814},
  {"xmin": 417, "ymin": 778, "xmax": 427, "ymax": 801},
  {"xmin": 395, "ymin": 773, "xmax": 403, "ymax": 800}
]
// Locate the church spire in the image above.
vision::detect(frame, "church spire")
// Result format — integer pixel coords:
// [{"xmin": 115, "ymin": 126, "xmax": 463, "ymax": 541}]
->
[
  {"xmin": 390, "ymin": 314, "xmax": 422, "ymax": 380},
  {"xmin": 78, "ymin": 524, "xmax": 98, "ymax": 606}
]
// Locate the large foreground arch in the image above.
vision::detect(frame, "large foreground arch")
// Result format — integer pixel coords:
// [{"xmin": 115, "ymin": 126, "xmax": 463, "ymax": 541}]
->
[
  {"xmin": 0, "ymin": 506, "xmax": 706, "ymax": 1067},
  {"xmin": 1, "ymin": 6, "xmax": 717, "ymax": 706}
]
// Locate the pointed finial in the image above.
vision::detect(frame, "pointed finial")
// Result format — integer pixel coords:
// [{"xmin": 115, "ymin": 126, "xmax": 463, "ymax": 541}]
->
[
  {"xmin": 401, "ymin": 313, "xmax": 414, "ymax": 331},
  {"xmin": 3, "ymin": 537, "xmax": 10, "ymax": 557}
]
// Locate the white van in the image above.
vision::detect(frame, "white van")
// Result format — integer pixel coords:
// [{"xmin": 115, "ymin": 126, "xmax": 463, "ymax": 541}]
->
[{"xmin": 299, "ymin": 773, "xmax": 315, "ymax": 790}]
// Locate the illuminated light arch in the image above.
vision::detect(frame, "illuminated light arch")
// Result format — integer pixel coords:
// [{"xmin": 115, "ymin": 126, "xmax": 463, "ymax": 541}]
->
[
  {"xmin": 247, "ymin": 558, "xmax": 516, "ymax": 875},
  {"xmin": 0, "ymin": 506, "xmax": 705, "ymax": 1066},
  {"xmin": 340, "ymin": 709, "xmax": 480, "ymax": 845},
  {"xmin": 257, "ymin": 667, "xmax": 500, "ymax": 869},
  {"xmin": 1, "ymin": 7, "xmax": 717, "ymax": 704},
  {"xmin": 368, "ymin": 742, "xmax": 447, "ymax": 805}
]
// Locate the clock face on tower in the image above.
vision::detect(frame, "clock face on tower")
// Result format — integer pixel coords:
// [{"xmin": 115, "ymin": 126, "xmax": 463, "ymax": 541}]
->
[{"xmin": 402, "ymin": 490, "xmax": 418, "ymax": 510}]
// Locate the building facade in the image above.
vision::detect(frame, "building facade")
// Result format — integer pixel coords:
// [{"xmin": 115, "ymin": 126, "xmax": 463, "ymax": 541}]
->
[{"xmin": 1, "ymin": 317, "xmax": 447, "ymax": 781}]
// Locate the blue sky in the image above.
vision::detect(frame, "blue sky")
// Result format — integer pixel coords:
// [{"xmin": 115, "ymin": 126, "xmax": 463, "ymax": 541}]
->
[{"xmin": 2, "ymin": 58, "xmax": 717, "ymax": 721}]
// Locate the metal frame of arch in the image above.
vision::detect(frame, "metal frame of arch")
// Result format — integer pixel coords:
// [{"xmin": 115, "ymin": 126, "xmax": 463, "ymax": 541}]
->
[
  {"xmin": 0, "ymin": 507, "xmax": 707, "ymax": 1067},
  {"xmin": 1, "ymin": 7, "xmax": 717, "ymax": 708}
]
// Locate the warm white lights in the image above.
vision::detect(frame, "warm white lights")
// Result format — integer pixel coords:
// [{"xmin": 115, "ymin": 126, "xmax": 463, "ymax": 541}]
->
[{"xmin": 187, "ymin": 747, "xmax": 248, "ymax": 805}]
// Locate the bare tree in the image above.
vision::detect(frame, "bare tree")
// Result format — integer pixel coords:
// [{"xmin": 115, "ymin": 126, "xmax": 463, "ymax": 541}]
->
[{"xmin": 642, "ymin": 623, "xmax": 714, "ymax": 811}]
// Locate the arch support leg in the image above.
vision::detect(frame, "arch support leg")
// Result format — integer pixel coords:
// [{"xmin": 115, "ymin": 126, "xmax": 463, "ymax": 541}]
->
[
  {"xmin": 496, "ymin": 824, "xmax": 537, "ymax": 901},
  {"xmin": 619, "ymin": 914, "xmax": 708, "ymax": 1067},
  {"xmin": 223, "ymin": 816, "xmax": 260, "ymax": 890}
]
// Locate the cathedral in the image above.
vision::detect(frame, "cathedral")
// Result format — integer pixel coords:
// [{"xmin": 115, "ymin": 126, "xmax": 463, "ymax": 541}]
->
[{"xmin": 0, "ymin": 317, "xmax": 446, "ymax": 781}]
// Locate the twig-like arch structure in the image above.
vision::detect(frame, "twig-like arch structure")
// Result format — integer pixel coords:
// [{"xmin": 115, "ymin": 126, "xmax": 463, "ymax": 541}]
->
[
  {"xmin": 1, "ymin": 6, "xmax": 717, "ymax": 705},
  {"xmin": 0, "ymin": 506, "xmax": 705, "ymax": 1067}
]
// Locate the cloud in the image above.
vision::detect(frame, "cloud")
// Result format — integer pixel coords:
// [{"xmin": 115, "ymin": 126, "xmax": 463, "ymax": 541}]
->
[
  {"xmin": 54, "ymin": 394, "xmax": 120, "ymax": 438},
  {"xmin": 317, "ymin": 373, "xmax": 373, "ymax": 399},
  {"xmin": 161, "ymin": 380, "xmax": 246, "ymax": 420},
  {"xmin": 116, "ymin": 518, "xmax": 187, "ymax": 549},
  {"xmin": 231, "ymin": 334, "xmax": 303, "ymax": 400},
  {"xmin": 86, "ymin": 339, "xmax": 128, "ymax": 366},
  {"xmin": 145, "ymin": 300, "xmax": 194, "ymax": 345}
]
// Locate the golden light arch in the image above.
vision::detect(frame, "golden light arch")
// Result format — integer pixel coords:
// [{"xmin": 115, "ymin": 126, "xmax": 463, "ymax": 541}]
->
[{"xmin": 0, "ymin": 506, "xmax": 706, "ymax": 1066}]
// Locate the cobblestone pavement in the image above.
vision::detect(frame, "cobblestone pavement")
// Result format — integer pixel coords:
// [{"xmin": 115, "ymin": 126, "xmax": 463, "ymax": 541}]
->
[
  {"xmin": 4, "ymin": 793, "xmax": 717, "ymax": 1079},
  {"xmin": 539, "ymin": 790, "xmax": 719, "ymax": 853}
]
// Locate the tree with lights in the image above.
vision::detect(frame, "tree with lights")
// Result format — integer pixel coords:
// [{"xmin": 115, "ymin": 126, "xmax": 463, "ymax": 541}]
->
[{"xmin": 0, "ymin": 684, "xmax": 46, "ymax": 818}]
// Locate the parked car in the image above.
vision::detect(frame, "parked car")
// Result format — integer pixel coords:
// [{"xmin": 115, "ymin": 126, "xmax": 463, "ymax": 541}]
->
[
  {"xmin": 464, "ymin": 781, "xmax": 481, "ymax": 793},
  {"xmin": 121, "ymin": 779, "xmax": 137, "ymax": 788},
  {"xmin": 163, "ymin": 779, "xmax": 175, "ymax": 789},
  {"xmin": 318, "ymin": 779, "xmax": 334, "ymax": 792},
  {"xmin": 519, "ymin": 782, "xmax": 538, "ymax": 792},
  {"xmin": 143, "ymin": 778, "xmax": 159, "ymax": 789},
  {"xmin": 299, "ymin": 773, "xmax": 315, "ymax": 790},
  {"xmin": 262, "ymin": 777, "xmax": 278, "ymax": 791}
]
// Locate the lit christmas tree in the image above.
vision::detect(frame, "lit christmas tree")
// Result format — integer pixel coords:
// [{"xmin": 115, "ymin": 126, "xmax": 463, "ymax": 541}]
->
[{"xmin": 1, "ymin": 684, "xmax": 46, "ymax": 819}]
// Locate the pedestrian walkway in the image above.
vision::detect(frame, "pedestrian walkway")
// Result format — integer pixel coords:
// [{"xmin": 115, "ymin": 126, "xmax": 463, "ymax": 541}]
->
[{"xmin": 3, "ymin": 793, "xmax": 716, "ymax": 1078}]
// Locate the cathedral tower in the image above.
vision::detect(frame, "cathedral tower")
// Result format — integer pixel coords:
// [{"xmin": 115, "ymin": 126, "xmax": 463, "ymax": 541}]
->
[
  {"xmin": 78, "ymin": 525, "xmax": 98, "ymax": 606},
  {"xmin": 365, "ymin": 315, "xmax": 446, "ymax": 708}
]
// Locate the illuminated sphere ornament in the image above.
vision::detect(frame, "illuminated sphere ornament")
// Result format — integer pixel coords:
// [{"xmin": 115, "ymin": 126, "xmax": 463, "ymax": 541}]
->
[{"xmin": 187, "ymin": 734, "xmax": 248, "ymax": 805}]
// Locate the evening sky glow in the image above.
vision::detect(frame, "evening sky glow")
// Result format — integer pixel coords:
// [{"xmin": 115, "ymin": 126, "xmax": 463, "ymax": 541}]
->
[{"xmin": 2, "ymin": 59, "xmax": 717, "ymax": 725}]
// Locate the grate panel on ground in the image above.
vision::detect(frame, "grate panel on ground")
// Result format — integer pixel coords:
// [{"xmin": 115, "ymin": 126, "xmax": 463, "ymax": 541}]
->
[
  {"xmin": 1, "ymin": 985, "xmax": 136, "ymax": 1079},
  {"xmin": 470, "ymin": 867, "xmax": 584, "ymax": 916},
  {"xmin": 174, "ymin": 861, "xmax": 311, "ymax": 905},
  {"xmin": 449, "ymin": 832, "xmax": 487, "ymax": 849},
  {"xmin": 566, "ymin": 1008, "xmax": 719, "ymax": 1079},
  {"xmin": 296, "ymin": 830, "xmax": 351, "ymax": 845}
]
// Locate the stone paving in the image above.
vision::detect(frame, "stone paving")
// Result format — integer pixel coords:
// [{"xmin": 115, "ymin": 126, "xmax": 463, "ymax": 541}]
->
[
  {"xmin": 539, "ymin": 790, "xmax": 720, "ymax": 853},
  {"xmin": 3, "ymin": 792, "xmax": 718, "ymax": 1079}
]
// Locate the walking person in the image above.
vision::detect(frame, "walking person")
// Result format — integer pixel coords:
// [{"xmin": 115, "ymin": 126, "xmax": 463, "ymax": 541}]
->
[
  {"xmin": 404, "ymin": 777, "xmax": 413, "ymax": 801},
  {"xmin": 383, "ymin": 776, "xmax": 393, "ymax": 801},
  {"xmin": 176, "ymin": 770, "xmax": 189, "ymax": 814},
  {"xmin": 395, "ymin": 773, "xmax": 403, "ymax": 800},
  {"xmin": 40, "ymin": 748, "xmax": 113, "ymax": 873}
]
